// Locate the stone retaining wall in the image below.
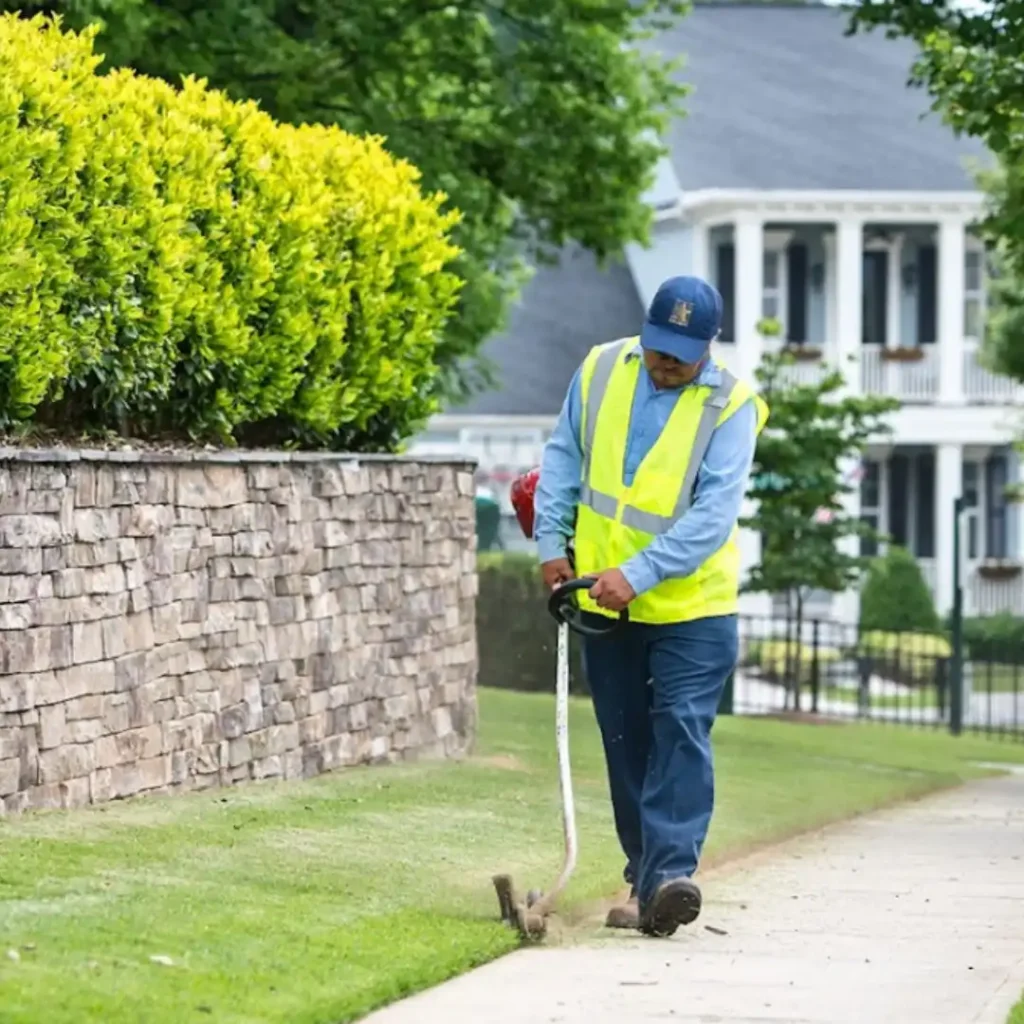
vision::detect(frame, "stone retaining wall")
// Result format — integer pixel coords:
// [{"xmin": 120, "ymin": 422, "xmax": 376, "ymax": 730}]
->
[{"xmin": 0, "ymin": 450, "xmax": 478, "ymax": 814}]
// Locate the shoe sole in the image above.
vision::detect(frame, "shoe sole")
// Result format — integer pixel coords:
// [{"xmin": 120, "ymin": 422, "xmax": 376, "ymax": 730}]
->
[
  {"xmin": 640, "ymin": 883, "xmax": 702, "ymax": 938},
  {"xmin": 604, "ymin": 908, "xmax": 639, "ymax": 930}
]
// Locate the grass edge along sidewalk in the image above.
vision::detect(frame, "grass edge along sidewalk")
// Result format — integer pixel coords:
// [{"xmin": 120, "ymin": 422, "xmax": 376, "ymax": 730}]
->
[
  {"xmin": 2, "ymin": 688, "xmax": 1023, "ymax": 1024},
  {"xmin": 1010, "ymin": 992, "xmax": 1024, "ymax": 1024}
]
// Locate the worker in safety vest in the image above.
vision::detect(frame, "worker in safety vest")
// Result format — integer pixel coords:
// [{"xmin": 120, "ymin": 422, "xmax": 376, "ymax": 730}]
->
[{"xmin": 534, "ymin": 275, "xmax": 769, "ymax": 937}]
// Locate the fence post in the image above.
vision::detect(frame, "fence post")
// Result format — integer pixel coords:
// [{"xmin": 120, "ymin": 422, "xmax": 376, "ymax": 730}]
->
[
  {"xmin": 810, "ymin": 619, "xmax": 820, "ymax": 715},
  {"xmin": 950, "ymin": 496, "xmax": 965, "ymax": 737}
]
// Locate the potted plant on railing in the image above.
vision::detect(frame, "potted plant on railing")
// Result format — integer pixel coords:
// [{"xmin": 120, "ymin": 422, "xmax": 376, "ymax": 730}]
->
[
  {"xmin": 757, "ymin": 318, "xmax": 824, "ymax": 362},
  {"xmin": 880, "ymin": 346, "xmax": 926, "ymax": 363},
  {"xmin": 977, "ymin": 560, "xmax": 1023, "ymax": 582}
]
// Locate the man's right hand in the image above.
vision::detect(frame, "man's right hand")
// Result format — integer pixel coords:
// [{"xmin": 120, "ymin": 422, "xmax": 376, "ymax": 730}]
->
[{"xmin": 541, "ymin": 557, "xmax": 574, "ymax": 592}]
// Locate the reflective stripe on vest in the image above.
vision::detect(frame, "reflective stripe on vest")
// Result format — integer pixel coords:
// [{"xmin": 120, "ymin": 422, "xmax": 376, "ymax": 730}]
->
[{"xmin": 579, "ymin": 340, "xmax": 739, "ymax": 536}]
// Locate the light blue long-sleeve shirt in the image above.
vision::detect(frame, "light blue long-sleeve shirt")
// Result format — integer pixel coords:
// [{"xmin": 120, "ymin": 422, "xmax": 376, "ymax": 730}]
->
[{"xmin": 534, "ymin": 344, "xmax": 758, "ymax": 597}]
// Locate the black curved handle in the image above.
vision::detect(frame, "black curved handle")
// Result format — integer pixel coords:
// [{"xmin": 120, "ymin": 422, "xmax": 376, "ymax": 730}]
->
[{"xmin": 547, "ymin": 578, "xmax": 629, "ymax": 636}]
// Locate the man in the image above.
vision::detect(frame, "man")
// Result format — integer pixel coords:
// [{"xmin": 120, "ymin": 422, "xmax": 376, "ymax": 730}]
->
[{"xmin": 534, "ymin": 275, "xmax": 768, "ymax": 938}]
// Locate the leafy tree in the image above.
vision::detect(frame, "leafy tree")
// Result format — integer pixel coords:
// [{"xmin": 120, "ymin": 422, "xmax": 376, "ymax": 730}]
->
[
  {"xmin": 847, "ymin": 0, "xmax": 1024, "ymax": 382},
  {"xmin": 7, "ymin": 0, "xmax": 690, "ymax": 401},
  {"xmin": 860, "ymin": 546, "xmax": 941, "ymax": 634},
  {"xmin": 744, "ymin": 338, "xmax": 899, "ymax": 671}
]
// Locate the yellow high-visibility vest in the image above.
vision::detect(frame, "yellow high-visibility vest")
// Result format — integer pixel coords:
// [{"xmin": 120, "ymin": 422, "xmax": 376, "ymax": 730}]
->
[{"xmin": 574, "ymin": 338, "xmax": 769, "ymax": 625}]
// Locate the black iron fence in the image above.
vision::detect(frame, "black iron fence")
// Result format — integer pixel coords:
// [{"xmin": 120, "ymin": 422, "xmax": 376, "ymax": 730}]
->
[{"xmin": 731, "ymin": 616, "xmax": 1024, "ymax": 740}]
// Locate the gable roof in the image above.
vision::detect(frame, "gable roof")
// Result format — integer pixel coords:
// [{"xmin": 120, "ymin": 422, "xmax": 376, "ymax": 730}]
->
[
  {"xmin": 449, "ymin": 4, "xmax": 990, "ymax": 417},
  {"xmin": 454, "ymin": 246, "xmax": 644, "ymax": 416},
  {"xmin": 662, "ymin": 4, "xmax": 988, "ymax": 191}
]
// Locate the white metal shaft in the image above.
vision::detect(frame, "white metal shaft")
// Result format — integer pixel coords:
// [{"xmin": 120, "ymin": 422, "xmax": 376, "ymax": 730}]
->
[{"xmin": 533, "ymin": 621, "xmax": 578, "ymax": 919}]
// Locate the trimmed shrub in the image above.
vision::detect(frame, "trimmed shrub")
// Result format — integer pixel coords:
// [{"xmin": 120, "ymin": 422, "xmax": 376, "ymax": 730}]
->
[
  {"xmin": 476, "ymin": 553, "xmax": 587, "ymax": 695},
  {"xmin": 745, "ymin": 638, "xmax": 841, "ymax": 685},
  {"xmin": 860, "ymin": 546, "xmax": 941, "ymax": 634},
  {"xmin": 0, "ymin": 15, "xmax": 460, "ymax": 450}
]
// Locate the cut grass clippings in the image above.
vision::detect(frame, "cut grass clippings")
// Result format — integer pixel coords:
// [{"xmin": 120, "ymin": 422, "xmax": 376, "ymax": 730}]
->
[{"xmin": 2, "ymin": 687, "xmax": 1024, "ymax": 1024}]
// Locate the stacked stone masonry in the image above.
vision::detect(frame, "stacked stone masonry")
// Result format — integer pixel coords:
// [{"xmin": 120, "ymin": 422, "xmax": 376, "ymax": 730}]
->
[{"xmin": 0, "ymin": 450, "xmax": 478, "ymax": 814}]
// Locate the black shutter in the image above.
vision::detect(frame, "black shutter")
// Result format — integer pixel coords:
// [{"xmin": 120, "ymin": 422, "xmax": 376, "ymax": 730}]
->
[
  {"xmin": 917, "ymin": 244, "xmax": 937, "ymax": 344},
  {"xmin": 786, "ymin": 243, "xmax": 808, "ymax": 344},
  {"xmin": 985, "ymin": 454, "xmax": 1008, "ymax": 558},
  {"xmin": 914, "ymin": 451, "xmax": 936, "ymax": 558},
  {"xmin": 717, "ymin": 243, "xmax": 735, "ymax": 343}
]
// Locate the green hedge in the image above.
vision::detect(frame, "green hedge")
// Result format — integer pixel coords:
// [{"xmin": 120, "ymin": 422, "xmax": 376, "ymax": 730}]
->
[
  {"xmin": 476, "ymin": 553, "xmax": 588, "ymax": 695},
  {"xmin": 0, "ymin": 15, "xmax": 460, "ymax": 450},
  {"xmin": 962, "ymin": 613, "xmax": 1024, "ymax": 663}
]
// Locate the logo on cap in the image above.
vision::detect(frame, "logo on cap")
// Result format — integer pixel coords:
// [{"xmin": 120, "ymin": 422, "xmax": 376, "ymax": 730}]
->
[{"xmin": 667, "ymin": 299, "xmax": 693, "ymax": 328}]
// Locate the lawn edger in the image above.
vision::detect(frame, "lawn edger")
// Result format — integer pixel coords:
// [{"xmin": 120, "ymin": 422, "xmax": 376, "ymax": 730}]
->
[{"xmin": 492, "ymin": 470, "xmax": 628, "ymax": 942}]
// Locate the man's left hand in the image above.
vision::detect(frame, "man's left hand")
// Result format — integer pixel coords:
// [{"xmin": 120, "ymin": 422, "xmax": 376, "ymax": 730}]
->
[{"xmin": 587, "ymin": 569, "xmax": 636, "ymax": 613}]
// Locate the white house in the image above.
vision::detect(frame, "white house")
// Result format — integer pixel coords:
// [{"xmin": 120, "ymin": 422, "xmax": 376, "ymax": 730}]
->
[{"xmin": 407, "ymin": 4, "xmax": 1024, "ymax": 622}]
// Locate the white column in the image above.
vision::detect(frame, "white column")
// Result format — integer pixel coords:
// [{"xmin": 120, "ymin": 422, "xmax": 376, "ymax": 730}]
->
[
  {"xmin": 835, "ymin": 216, "xmax": 864, "ymax": 395},
  {"xmin": 734, "ymin": 214, "xmax": 764, "ymax": 381},
  {"xmin": 935, "ymin": 442, "xmax": 962, "ymax": 615},
  {"xmin": 938, "ymin": 218, "xmax": 966, "ymax": 405},
  {"xmin": 831, "ymin": 217, "xmax": 865, "ymax": 623},
  {"xmin": 691, "ymin": 220, "xmax": 710, "ymax": 281}
]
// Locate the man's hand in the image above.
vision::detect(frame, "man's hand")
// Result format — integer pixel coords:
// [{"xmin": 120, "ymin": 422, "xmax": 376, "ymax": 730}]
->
[
  {"xmin": 541, "ymin": 557, "xmax": 573, "ymax": 592},
  {"xmin": 587, "ymin": 569, "xmax": 636, "ymax": 612}
]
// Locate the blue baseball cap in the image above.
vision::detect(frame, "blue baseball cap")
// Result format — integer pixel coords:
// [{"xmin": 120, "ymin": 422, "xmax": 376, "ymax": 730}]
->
[{"xmin": 640, "ymin": 275, "xmax": 723, "ymax": 364}]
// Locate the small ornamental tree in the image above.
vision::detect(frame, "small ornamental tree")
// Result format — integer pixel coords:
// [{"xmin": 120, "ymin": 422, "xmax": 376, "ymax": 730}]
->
[{"xmin": 744, "ymin": 335, "xmax": 899, "ymax": 699}]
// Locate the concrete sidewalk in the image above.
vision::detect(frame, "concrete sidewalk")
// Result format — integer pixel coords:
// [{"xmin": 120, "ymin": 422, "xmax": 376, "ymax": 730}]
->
[{"xmin": 362, "ymin": 771, "xmax": 1024, "ymax": 1024}]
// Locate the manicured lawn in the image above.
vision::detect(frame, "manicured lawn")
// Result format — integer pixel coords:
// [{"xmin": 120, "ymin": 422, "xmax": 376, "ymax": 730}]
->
[{"xmin": 2, "ymin": 688, "xmax": 1024, "ymax": 1024}]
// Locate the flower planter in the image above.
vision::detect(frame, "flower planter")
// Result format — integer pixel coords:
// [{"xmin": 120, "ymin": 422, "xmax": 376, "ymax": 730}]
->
[
  {"xmin": 977, "ymin": 562, "xmax": 1022, "ymax": 582},
  {"xmin": 780, "ymin": 345, "xmax": 823, "ymax": 362},
  {"xmin": 880, "ymin": 347, "xmax": 925, "ymax": 363}
]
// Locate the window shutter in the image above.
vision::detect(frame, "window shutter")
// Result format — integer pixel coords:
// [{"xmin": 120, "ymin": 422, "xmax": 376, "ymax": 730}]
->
[
  {"xmin": 717, "ymin": 243, "xmax": 735, "ymax": 343},
  {"xmin": 786, "ymin": 243, "xmax": 808, "ymax": 344},
  {"xmin": 917, "ymin": 244, "xmax": 937, "ymax": 344}
]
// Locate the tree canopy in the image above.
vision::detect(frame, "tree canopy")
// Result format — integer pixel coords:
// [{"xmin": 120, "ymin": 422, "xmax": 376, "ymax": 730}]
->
[{"xmin": 8, "ymin": 0, "xmax": 690, "ymax": 402}]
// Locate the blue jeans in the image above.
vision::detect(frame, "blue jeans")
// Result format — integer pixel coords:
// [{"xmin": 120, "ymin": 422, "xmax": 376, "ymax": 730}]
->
[{"xmin": 581, "ymin": 612, "xmax": 738, "ymax": 909}]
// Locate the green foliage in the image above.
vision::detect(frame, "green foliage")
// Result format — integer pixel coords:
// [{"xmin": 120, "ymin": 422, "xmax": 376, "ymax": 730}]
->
[
  {"xmin": 860, "ymin": 547, "xmax": 942, "ymax": 634},
  {"xmin": 743, "ymin": 350, "xmax": 899, "ymax": 601},
  {"xmin": 0, "ymin": 15, "xmax": 460, "ymax": 449},
  {"xmin": 744, "ymin": 638, "xmax": 841, "ymax": 685},
  {"xmin": 5, "ymin": 0, "xmax": 691, "ymax": 402},
  {"xmin": 858, "ymin": 630, "xmax": 951, "ymax": 660},
  {"xmin": 476, "ymin": 552, "xmax": 586, "ymax": 694},
  {"xmin": 961, "ymin": 612, "xmax": 1024, "ymax": 663},
  {"xmin": 847, "ymin": 1, "xmax": 1024, "ymax": 384}
]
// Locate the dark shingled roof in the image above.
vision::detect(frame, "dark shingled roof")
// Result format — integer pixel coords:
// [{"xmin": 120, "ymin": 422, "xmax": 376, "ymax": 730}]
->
[
  {"xmin": 663, "ymin": 4, "xmax": 988, "ymax": 191},
  {"xmin": 450, "ymin": 4, "xmax": 990, "ymax": 416},
  {"xmin": 454, "ymin": 247, "xmax": 644, "ymax": 416}
]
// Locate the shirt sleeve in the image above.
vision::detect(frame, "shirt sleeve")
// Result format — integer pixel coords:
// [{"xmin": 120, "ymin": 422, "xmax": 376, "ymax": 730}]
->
[
  {"xmin": 619, "ymin": 398, "xmax": 758, "ymax": 596},
  {"xmin": 533, "ymin": 367, "xmax": 584, "ymax": 564}
]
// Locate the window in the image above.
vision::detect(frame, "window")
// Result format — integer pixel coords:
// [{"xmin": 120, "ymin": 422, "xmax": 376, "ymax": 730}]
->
[
  {"xmin": 860, "ymin": 460, "xmax": 882, "ymax": 556},
  {"xmin": 762, "ymin": 249, "xmax": 783, "ymax": 322},
  {"xmin": 964, "ymin": 249, "xmax": 985, "ymax": 340}
]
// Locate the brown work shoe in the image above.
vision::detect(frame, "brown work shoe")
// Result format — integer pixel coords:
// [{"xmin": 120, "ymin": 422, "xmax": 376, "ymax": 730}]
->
[
  {"xmin": 639, "ymin": 878, "xmax": 702, "ymax": 938},
  {"xmin": 604, "ymin": 892, "xmax": 639, "ymax": 930}
]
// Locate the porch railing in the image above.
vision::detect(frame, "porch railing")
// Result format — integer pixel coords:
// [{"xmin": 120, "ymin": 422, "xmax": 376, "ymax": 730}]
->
[
  {"xmin": 966, "ymin": 569, "xmax": 1024, "ymax": 617},
  {"xmin": 860, "ymin": 345, "xmax": 939, "ymax": 401},
  {"xmin": 963, "ymin": 343, "xmax": 1020, "ymax": 403}
]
